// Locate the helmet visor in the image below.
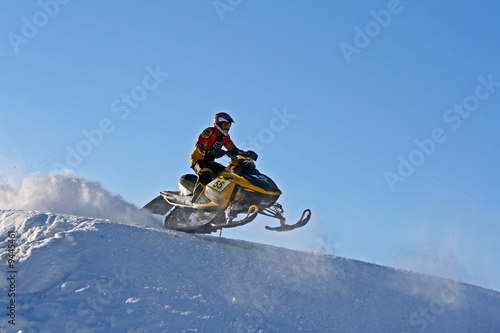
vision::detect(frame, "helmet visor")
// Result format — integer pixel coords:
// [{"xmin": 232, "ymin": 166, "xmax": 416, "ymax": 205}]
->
[{"xmin": 220, "ymin": 121, "xmax": 232, "ymax": 130}]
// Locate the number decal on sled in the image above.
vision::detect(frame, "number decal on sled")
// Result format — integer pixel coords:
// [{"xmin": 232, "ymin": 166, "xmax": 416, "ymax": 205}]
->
[{"xmin": 210, "ymin": 179, "xmax": 231, "ymax": 192}]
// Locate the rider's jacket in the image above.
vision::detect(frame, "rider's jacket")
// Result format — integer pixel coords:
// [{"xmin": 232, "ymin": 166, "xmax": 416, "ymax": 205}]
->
[{"xmin": 191, "ymin": 127, "xmax": 237, "ymax": 167}]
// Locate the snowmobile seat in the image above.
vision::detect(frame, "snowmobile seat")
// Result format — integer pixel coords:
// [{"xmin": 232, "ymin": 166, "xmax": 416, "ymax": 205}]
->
[{"xmin": 179, "ymin": 174, "xmax": 198, "ymax": 195}]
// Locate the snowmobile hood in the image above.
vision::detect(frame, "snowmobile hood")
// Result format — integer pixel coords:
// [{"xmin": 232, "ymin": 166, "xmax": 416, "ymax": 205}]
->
[
  {"xmin": 223, "ymin": 156, "xmax": 281, "ymax": 195},
  {"xmin": 220, "ymin": 171, "xmax": 282, "ymax": 196}
]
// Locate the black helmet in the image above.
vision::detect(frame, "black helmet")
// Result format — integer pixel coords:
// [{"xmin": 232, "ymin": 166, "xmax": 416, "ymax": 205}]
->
[{"xmin": 214, "ymin": 112, "xmax": 234, "ymax": 135}]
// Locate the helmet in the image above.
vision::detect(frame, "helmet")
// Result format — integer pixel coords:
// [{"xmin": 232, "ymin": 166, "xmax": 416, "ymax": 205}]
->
[{"xmin": 214, "ymin": 112, "xmax": 234, "ymax": 136}]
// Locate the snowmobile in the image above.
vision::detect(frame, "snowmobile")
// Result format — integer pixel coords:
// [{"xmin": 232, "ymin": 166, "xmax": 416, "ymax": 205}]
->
[{"xmin": 142, "ymin": 151, "xmax": 311, "ymax": 234}]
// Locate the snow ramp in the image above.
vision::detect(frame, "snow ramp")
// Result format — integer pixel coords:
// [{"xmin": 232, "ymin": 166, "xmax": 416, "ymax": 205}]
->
[{"xmin": 1, "ymin": 209, "xmax": 499, "ymax": 332}]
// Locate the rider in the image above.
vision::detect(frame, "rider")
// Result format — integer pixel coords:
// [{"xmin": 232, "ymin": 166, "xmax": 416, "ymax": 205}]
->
[{"xmin": 190, "ymin": 112, "xmax": 242, "ymax": 202}]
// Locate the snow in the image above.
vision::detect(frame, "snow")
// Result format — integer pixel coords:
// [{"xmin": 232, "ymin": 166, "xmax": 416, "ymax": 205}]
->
[{"xmin": 1, "ymin": 174, "xmax": 500, "ymax": 332}]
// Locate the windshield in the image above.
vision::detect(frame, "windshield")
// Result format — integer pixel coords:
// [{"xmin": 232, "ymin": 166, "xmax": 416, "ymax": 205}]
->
[{"xmin": 228, "ymin": 166, "xmax": 280, "ymax": 193}]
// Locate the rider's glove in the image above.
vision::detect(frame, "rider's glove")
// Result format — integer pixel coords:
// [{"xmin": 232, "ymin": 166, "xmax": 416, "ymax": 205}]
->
[
  {"xmin": 227, "ymin": 149, "xmax": 239, "ymax": 160},
  {"xmin": 244, "ymin": 150, "xmax": 258, "ymax": 161}
]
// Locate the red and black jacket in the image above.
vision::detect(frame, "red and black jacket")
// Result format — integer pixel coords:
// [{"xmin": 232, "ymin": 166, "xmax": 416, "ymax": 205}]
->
[{"xmin": 190, "ymin": 127, "xmax": 237, "ymax": 167}]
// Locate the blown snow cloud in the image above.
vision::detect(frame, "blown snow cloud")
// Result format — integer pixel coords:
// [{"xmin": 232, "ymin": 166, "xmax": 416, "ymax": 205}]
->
[{"xmin": 0, "ymin": 172, "xmax": 157, "ymax": 227}]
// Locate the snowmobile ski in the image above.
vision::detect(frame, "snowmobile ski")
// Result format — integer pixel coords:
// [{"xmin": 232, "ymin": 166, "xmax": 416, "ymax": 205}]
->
[
  {"xmin": 211, "ymin": 205, "xmax": 259, "ymax": 229},
  {"xmin": 265, "ymin": 209, "xmax": 311, "ymax": 232}
]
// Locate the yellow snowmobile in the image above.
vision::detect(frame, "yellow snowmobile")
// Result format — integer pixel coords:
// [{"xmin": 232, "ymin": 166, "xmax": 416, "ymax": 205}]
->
[{"xmin": 143, "ymin": 153, "xmax": 311, "ymax": 234}]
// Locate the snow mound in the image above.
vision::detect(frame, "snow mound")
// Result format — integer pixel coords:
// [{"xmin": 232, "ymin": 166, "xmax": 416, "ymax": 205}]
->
[{"xmin": 1, "ymin": 209, "xmax": 500, "ymax": 332}]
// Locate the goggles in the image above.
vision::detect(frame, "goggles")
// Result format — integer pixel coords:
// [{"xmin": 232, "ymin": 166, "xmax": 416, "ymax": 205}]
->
[{"xmin": 220, "ymin": 121, "xmax": 232, "ymax": 130}]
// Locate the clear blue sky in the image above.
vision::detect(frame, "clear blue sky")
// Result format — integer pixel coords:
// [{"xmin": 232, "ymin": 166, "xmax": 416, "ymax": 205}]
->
[{"xmin": 1, "ymin": 0, "xmax": 499, "ymax": 291}]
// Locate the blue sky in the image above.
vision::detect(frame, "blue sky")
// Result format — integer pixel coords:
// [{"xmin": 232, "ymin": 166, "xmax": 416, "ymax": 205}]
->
[{"xmin": 1, "ymin": 0, "xmax": 500, "ymax": 291}]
